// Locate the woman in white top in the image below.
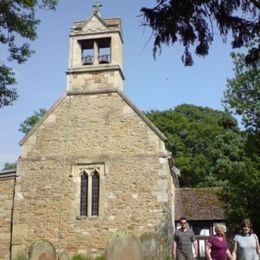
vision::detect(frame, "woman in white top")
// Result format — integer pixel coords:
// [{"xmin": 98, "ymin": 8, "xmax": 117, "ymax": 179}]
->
[{"xmin": 232, "ymin": 219, "xmax": 260, "ymax": 260}]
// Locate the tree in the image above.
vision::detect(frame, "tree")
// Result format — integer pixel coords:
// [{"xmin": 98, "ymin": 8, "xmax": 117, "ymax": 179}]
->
[
  {"xmin": 146, "ymin": 104, "xmax": 242, "ymax": 187},
  {"xmin": 146, "ymin": 104, "xmax": 260, "ymax": 233},
  {"xmin": 223, "ymin": 47, "xmax": 260, "ymax": 232},
  {"xmin": 1, "ymin": 108, "xmax": 46, "ymax": 170},
  {"xmin": 224, "ymin": 46, "xmax": 260, "ymax": 134},
  {"xmin": 220, "ymin": 157, "xmax": 260, "ymax": 234},
  {"xmin": 2, "ymin": 162, "xmax": 16, "ymax": 171},
  {"xmin": 141, "ymin": 0, "xmax": 259, "ymax": 66},
  {"xmin": 0, "ymin": 0, "xmax": 58, "ymax": 108},
  {"xmin": 19, "ymin": 108, "xmax": 47, "ymax": 134}
]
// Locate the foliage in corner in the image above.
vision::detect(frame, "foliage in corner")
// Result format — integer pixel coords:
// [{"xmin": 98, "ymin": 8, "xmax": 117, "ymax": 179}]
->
[
  {"xmin": 2, "ymin": 162, "xmax": 17, "ymax": 171},
  {"xmin": 224, "ymin": 42, "xmax": 260, "ymax": 134},
  {"xmin": 222, "ymin": 43, "xmax": 260, "ymax": 234},
  {"xmin": 71, "ymin": 254, "xmax": 89, "ymax": 260},
  {"xmin": 0, "ymin": 0, "xmax": 58, "ymax": 108},
  {"xmin": 14, "ymin": 249, "xmax": 28, "ymax": 260},
  {"xmin": 111, "ymin": 229, "xmax": 132, "ymax": 239},
  {"xmin": 146, "ymin": 104, "xmax": 241, "ymax": 187},
  {"xmin": 94, "ymin": 256, "xmax": 105, "ymax": 260},
  {"xmin": 141, "ymin": 0, "xmax": 259, "ymax": 66},
  {"xmin": 19, "ymin": 108, "xmax": 47, "ymax": 134},
  {"xmin": 71, "ymin": 254, "xmax": 105, "ymax": 260},
  {"xmin": 219, "ymin": 160, "xmax": 260, "ymax": 234},
  {"xmin": 146, "ymin": 104, "xmax": 259, "ymax": 234}
]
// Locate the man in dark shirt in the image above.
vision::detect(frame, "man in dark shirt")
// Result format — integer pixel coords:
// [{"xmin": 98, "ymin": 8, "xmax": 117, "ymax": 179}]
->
[{"xmin": 173, "ymin": 217, "xmax": 198, "ymax": 260}]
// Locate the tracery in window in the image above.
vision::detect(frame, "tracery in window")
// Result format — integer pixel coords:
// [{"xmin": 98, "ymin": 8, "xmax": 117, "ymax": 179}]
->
[{"xmin": 78, "ymin": 165, "xmax": 103, "ymax": 217}]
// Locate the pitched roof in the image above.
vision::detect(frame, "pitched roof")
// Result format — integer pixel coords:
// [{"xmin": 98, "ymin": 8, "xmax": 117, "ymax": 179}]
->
[
  {"xmin": 175, "ymin": 188, "xmax": 225, "ymax": 221},
  {"xmin": 72, "ymin": 15, "xmax": 121, "ymax": 30},
  {"xmin": 0, "ymin": 168, "xmax": 16, "ymax": 179},
  {"xmin": 71, "ymin": 13, "xmax": 122, "ymax": 41}
]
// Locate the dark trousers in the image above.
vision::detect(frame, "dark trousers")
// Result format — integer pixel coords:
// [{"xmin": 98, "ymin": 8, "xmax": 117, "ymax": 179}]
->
[{"xmin": 177, "ymin": 253, "xmax": 194, "ymax": 260}]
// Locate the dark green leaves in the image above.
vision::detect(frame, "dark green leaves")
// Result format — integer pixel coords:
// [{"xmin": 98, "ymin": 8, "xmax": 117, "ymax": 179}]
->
[
  {"xmin": 0, "ymin": 0, "xmax": 58, "ymax": 108},
  {"xmin": 2, "ymin": 162, "xmax": 17, "ymax": 171},
  {"xmin": 224, "ymin": 46, "xmax": 260, "ymax": 133},
  {"xmin": 0, "ymin": 65, "xmax": 17, "ymax": 107},
  {"xmin": 141, "ymin": 0, "xmax": 259, "ymax": 66},
  {"xmin": 19, "ymin": 108, "xmax": 47, "ymax": 134},
  {"xmin": 146, "ymin": 103, "xmax": 260, "ymax": 233},
  {"xmin": 146, "ymin": 104, "xmax": 240, "ymax": 187}
]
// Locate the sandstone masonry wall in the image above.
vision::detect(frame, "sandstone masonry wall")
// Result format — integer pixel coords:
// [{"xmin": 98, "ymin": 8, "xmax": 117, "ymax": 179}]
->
[
  {"xmin": 0, "ymin": 177, "xmax": 15, "ymax": 260},
  {"xmin": 12, "ymin": 92, "xmax": 174, "ymax": 257},
  {"xmin": 69, "ymin": 70, "xmax": 123, "ymax": 92}
]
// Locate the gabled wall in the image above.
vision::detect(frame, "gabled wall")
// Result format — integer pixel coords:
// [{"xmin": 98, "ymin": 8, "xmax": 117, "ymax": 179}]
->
[{"xmin": 12, "ymin": 92, "xmax": 175, "ymax": 257}]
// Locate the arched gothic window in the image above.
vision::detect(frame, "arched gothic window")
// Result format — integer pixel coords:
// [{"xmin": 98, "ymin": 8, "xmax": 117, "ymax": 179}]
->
[
  {"xmin": 91, "ymin": 170, "xmax": 100, "ymax": 216},
  {"xmin": 80, "ymin": 172, "xmax": 88, "ymax": 216},
  {"xmin": 79, "ymin": 167, "xmax": 102, "ymax": 217}
]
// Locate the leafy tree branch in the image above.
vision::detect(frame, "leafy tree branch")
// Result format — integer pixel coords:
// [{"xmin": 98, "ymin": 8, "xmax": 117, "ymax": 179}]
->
[
  {"xmin": 141, "ymin": 0, "xmax": 259, "ymax": 66},
  {"xmin": 0, "ymin": 0, "xmax": 58, "ymax": 108}
]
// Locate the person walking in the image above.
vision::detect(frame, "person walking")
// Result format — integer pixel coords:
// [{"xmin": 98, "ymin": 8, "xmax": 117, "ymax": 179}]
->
[
  {"xmin": 206, "ymin": 223, "xmax": 232, "ymax": 260},
  {"xmin": 232, "ymin": 219, "xmax": 260, "ymax": 260},
  {"xmin": 173, "ymin": 217, "xmax": 198, "ymax": 260}
]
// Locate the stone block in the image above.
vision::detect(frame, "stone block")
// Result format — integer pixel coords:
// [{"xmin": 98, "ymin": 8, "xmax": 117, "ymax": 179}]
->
[
  {"xmin": 105, "ymin": 231, "xmax": 142, "ymax": 260},
  {"xmin": 58, "ymin": 251, "xmax": 70, "ymax": 260},
  {"xmin": 140, "ymin": 231, "xmax": 168, "ymax": 260}
]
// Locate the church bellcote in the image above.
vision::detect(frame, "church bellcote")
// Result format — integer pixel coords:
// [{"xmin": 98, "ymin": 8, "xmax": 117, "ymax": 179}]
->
[{"xmin": 66, "ymin": 2, "xmax": 124, "ymax": 93}]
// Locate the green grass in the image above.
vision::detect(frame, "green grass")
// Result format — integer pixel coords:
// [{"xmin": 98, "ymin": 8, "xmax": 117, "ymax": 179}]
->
[
  {"xmin": 71, "ymin": 254, "xmax": 105, "ymax": 260},
  {"xmin": 14, "ymin": 250, "xmax": 27, "ymax": 260}
]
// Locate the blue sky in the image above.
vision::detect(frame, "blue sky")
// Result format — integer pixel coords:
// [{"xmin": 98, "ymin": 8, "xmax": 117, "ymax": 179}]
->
[{"xmin": 0, "ymin": 0, "xmax": 235, "ymax": 169}]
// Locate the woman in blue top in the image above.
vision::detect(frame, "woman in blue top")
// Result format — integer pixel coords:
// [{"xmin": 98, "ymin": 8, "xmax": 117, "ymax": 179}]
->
[{"xmin": 232, "ymin": 219, "xmax": 260, "ymax": 260}]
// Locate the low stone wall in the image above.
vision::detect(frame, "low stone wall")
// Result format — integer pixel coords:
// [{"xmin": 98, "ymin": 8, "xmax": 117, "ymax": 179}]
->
[{"xmin": 0, "ymin": 176, "xmax": 15, "ymax": 260}]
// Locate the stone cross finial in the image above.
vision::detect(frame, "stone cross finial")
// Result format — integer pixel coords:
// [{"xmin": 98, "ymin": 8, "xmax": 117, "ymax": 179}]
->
[{"xmin": 92, "ymin": 0, "xmax": 102, "ymax": 15}]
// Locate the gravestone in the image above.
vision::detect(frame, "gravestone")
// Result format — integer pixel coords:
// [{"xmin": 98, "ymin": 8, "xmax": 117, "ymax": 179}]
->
[
  {"xmin": 28, "ymin": 240, "xmax": 56, "ymax": 260},
  {"xmin": 140, "ymin": 232, "xmax": 168, "ymax": 260},
  {"xmin": 59, "ymin": 251, "xmax": 70, "ymax": 260},
  {"xmin": 105, "ymin": 231, "xmax": 142, "ymax": 260}
]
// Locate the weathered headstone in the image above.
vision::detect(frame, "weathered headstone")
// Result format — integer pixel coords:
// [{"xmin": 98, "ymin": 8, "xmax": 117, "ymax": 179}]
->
[
  {"xmin": 140, "ymin": 232, "xmax": 168, "ymax": 260},
  {"xmin": 28, "ymin": 240, "xmax": 56, "ymax": 260},
  {"xmin": 58, "ymin": 251, "xmax": 70, "ymax": 260},
  {"xmin": 105, "ymin": 231, "xmax": 142, "ymax": 260}
]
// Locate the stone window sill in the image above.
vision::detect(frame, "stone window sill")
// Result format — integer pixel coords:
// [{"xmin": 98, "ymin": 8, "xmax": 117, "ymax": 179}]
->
[{"xmin": 76, "ymin": 216, "xmax": 99, "ymax": 220}]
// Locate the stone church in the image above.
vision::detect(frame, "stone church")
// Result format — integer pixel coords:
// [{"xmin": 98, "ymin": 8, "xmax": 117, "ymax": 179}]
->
[{"xmin": 0, "ymin": 6, "xmax": 180, "ymax": 259}]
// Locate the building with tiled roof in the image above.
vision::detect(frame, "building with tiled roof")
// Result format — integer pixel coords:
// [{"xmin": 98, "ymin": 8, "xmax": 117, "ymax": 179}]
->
[
  {"xmin": 175, "ymin": 188, "xmax": 226, "ymax": 259},
  {"xmin": 175, "ymin": 188, "xmax": 225, "ymax": 221}
]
